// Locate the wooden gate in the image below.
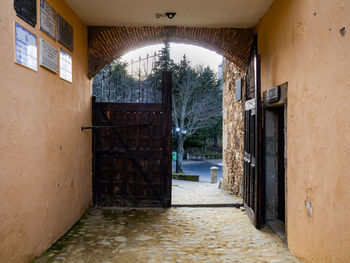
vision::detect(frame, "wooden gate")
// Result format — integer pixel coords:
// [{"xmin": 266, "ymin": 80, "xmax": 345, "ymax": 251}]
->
[
  {"xmin": 243, "ymin": 37, "xmax": 262, "ymax": 228},
  {"xmin": 91, "ymin": 72, "xmax": 172, "ymax": 207}
]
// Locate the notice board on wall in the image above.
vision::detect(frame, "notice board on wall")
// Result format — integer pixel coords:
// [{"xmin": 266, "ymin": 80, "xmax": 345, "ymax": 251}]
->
[
  {"xmin": 15, "ymin": 23, "xmax": 37, "ymax": 71},
  {"xmin": 40, "ymin": 38, "xmax": 58, "ymax": 73},
  {"xmin": 14, "ymin": 0, "xmax": 37, "ymax": 27},
  {"xmin": 59, "ymin": 49, "xmax": 72, "ymax": 82},
  {"xmin": 235, "ymin": 78, "xmax": 242, "ymax": 101},
  {"xmin": 57, "ymin": 14, "xmax": 73, "ymax": 51},
  {"xmin": 40, "ymin": 0, "xmax": 56, "ymax": 40}
]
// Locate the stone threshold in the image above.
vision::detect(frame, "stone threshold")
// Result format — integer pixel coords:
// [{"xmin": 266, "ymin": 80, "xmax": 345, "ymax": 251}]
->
[
  {"xmin": 172, "ymin": 203, "xmax": 243, "ymax": 208},
  {"xmin": 267, "ymin": 220, "xmax": 286, "ymax": 242}
]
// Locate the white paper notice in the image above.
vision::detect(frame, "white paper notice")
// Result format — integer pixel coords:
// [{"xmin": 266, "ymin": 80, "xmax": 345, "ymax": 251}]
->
[
  {"xmin": 40, "ymin": 38, "xmax": 58, "ymax": 73},
  {"xmin": 15, "ymin": 23, "xmax": 37, "ymax": 71},
  {"xmin": 59, "ymin": 49, "xmax": 72, "ymax": 82}
]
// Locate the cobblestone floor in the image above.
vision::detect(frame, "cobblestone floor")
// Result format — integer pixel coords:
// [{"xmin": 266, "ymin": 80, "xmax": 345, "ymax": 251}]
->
[
  {"xmin": 33, "ymin": 208, "xmax": 301, "ymax": 263},
  {"xmin": 172, "ymin": 179, "xmax": 242, "ymax": 205}
]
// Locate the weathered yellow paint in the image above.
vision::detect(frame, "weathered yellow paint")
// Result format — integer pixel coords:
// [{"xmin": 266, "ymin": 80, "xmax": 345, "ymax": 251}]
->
[
  {"xmin": 258, "ymin": 0, "xmax": 350, "ymax": 262},
  {"xmin": 0, "ymin": 0, "xmax": 91, "ymax": 262}
]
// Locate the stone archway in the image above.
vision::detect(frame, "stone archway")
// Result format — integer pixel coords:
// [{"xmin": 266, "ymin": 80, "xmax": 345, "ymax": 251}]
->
[{"xmin": 88, "ymin": 26, "xmax": 255, "ymax": 79}]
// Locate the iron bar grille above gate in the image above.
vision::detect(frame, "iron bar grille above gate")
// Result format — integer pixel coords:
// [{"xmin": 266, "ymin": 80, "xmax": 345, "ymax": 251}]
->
[
  {"xmin": 92, "ymin": 53, "xmax": 162, "ymax": 103},
  {"xmin": 243, "ymin": 36, "xmax": 262, "ymax": 228}
]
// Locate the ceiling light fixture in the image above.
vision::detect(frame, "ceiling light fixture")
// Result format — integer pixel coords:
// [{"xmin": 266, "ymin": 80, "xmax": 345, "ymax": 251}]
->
[
  {"xmin": 165, "ymin": 12, "xmax": 176, "ymax": 19},
  {"xmin": 155, "ymin": 12, "xmax": 176, "ymax": 19}
]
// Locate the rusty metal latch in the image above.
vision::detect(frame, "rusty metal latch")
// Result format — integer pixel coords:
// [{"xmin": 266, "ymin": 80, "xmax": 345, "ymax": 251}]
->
[{"xmin": 81, "ymin": 123, "xmax": 152, "ymax": 131}]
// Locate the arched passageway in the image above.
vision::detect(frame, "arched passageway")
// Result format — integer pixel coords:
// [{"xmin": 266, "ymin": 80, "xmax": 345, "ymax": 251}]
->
[
  {"xmin": 88, "ymin": 26, "xmax": 254, "ymax": 78},
  {"xmin": 89, "ymin": 31, "xmax": 253, "ymax": 208}
]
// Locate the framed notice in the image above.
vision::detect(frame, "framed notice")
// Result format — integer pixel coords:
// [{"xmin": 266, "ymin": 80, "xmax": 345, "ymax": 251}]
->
[
  {"xmin": 59, "ymin": 49, "xmax": 72, "ymax": 82},
  {"xmin": 235, "ymin": 78, "xmax": 242, "ymax": 101},
  {"xmin": 57, "ymin": 14, "xmax": 73, "ymax": 51},
  {"xmin": 14, "ymin": 0, "xmax": 37, "ymax": 27},
  {"xmin": 40, "ymin": 0, "xmax": 56, "ymax": 40},
  {"xmin": 15, "ymin": 23, "xmax": 37, "ymax": 71},
  {"xmin": 40, "ymin": 38, "xmax": 58, "ymax": 73}
]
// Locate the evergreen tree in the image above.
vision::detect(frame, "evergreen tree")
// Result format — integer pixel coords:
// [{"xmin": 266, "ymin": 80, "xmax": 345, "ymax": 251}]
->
[{"xmin": 153, "ymin": 42, "xmax": 175, "ymax": 72}]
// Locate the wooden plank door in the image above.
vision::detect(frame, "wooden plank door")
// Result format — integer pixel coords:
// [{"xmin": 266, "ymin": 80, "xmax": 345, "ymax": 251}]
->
[
  {"xmin": 92, "ymin": 72, "xmax": 172, "ymax": 207},
  {"xmin": 243, "ymin": 37, "xmax": 262, "ymax": 228}
]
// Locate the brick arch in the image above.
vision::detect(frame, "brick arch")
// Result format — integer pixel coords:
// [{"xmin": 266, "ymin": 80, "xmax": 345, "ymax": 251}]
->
[{"xmin": 88, "ymin": 26, "xmax": 255, "ymax": 79}]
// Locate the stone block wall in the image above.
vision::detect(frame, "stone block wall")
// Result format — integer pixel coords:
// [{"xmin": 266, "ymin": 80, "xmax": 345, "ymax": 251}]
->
[{"xmin": 222, "ymin": 59, "xmax": 245, "ymax": 196}]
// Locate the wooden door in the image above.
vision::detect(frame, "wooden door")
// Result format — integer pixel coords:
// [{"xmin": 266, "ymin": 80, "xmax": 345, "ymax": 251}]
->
[
  {"xmin": 92, "ymin": 72, "xmax": 172, "ymax": 207},
  {"xmin": 243, "ymin": 38, "xmax": 262, "ymax": 228}
]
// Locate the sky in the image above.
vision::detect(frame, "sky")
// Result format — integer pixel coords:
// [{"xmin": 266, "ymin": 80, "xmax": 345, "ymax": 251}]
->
[{"xmin": 120, "ymin": 43, "xmax": 223, "ymax": 73}]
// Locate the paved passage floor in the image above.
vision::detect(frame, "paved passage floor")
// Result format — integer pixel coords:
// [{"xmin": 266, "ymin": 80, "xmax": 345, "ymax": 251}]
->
[
  {"xmin": 172, "ymin": 179, "xmax": 242, "ymax": 205},
  {"xmin": 33, "ymin": 208, "xmax": 301, "ymax": 263}
]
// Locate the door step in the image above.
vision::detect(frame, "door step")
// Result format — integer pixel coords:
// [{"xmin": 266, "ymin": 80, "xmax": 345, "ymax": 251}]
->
[
  {"xmin": 172, "ymin": 203, "xmax": 243, "ymax": 208},
  {"xmin": 267, "ymin": 220, "xmax": 286, "ymax": 241}
]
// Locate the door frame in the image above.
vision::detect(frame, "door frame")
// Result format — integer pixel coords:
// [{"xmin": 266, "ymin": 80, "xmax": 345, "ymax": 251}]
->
[{"xmin": 262, "ymin": 83, "xmax": 288, "ymax": 239}]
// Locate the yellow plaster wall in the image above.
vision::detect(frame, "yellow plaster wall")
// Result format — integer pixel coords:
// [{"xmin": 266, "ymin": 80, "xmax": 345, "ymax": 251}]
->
[
  {"xmin": 0, "ymin": 0, "xmax": 92, "ymax": 262},
  {"xmin": 258, "ymin": 0, "xmax": 350, "ymax": 262}
]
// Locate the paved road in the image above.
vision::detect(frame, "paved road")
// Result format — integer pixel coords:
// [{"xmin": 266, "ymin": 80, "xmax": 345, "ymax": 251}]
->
[
  {"xmin": 172, "ymin": 179, "xmax": 242, "ymax": 205},
  {"xmin": 172, "ymin": 159, "xmax": 223, "ymax": 183}
]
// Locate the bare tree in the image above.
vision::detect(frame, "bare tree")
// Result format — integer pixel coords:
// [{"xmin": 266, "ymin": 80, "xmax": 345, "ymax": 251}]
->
[{"xmin": 173, "ymin": 60, "xmax": 222, "ymax": 172}]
